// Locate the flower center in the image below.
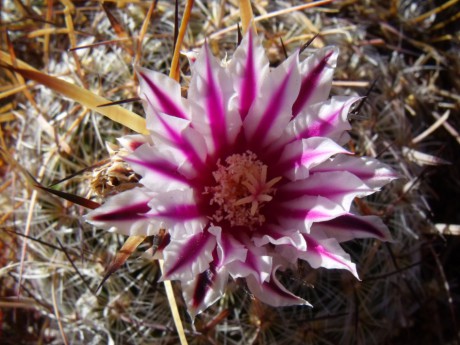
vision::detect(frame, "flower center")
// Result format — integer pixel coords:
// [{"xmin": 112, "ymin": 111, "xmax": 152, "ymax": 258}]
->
[{"xmin": 205, "ymin": 151, "xmax": 281, "ymax": 228}]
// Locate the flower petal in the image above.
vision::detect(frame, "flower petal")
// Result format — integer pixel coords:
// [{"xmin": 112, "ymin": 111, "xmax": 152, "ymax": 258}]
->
[
  {"xmin": 125, "ymin": 143, "xmax": 192, "ymax": 191},
  {"xmin": 182, "ymin": 262, "xmax": 229, "ymax": 318},
  {"xmin": 117, "ymin": 134, "xmax": 152, "ymax": 152},
  {"xmin": 143, "ymin": 101, "xmax": 207, "ymax": 173},
  {"xmin": 269, "ymin": 96, "xmax": 357, "ymax": 154},
  {"xmin": 163, "ymin": 230, "xmax": 217, "ymax": 281},
  {"xmin": 208, "ymin": 226, "xmax": 248, "ymax": 267},
  {"xmin": 300, "ymin": 232, "xmax": 359, "ymax": 278},
  {"xmin": 311, "ymin": 154, "xmax": 398, "ymax": 189},
  {"xmin": 277, "ymin": 171, "xmax": 374, "ymax": 211},
  {"xmin": 189, "ymin": 44, "xmax": 242, "ymax": 155},
  {"xmin": 147, "ymin": 189, "xmax": 206, "ymax": 236},
  {"xmin": 227, "ymin": 238, "xmax": 272, "ymax": 283},
  {"xmin": 246, "ymin": 265, "xmax": 310, "ymax": 307},
  {"xmin": 276, "ymin": 195, "xmax": 347, "ymax": 232},
  {"xmin": 137, "ymin": 67, "xmax": 190, "ymax": 120},
  {"xmin": 85, "ymin": 187, "xmax": 157, "ymax": 236},
  {"xmin": 228, "ymin": 28, "xmax": 269, "ymax": 120},
  {"xmin": 253, "ymin": 225, "xmax": 306, "ymax": 251},
  {"xmin": 244, "ymin": 53, "xmax": 301, "ymax": 148},
  {"xmin": 292, "ymin": 47, "xmax": 338, "ymax": 117},
  {"xmin": 274, "ymin": 137, "xmax": 350, "ymax": 180},
  {"xmin": 314, "ymin": 214, "xmax": 393, "ymax": 242}
]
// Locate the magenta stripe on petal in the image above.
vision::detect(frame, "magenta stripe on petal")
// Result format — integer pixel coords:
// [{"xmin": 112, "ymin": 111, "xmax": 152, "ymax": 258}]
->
[
  {"xmin": 129, "ymin": 141, "xmax": 144, "ymax": 151},
  {"xmin": 299, "ymin": 150, "xmax": 336, "ymax": 166},
  {"xmin": 152, "ymin": 203, "xmax": 201, "ymax": 220},
  {"xmin": 244, "ymin": 249, "xmax": 262, "ymax": 276},
  {"xmin": 125, "ymin": 157, "xmax": 188, "ymax": 184},
  {"xmin": 220, "ymin": 232, "xmax": 236, "ymax": 261},
  {"xmin": 144, "ymin": 97, "xmax": 205, "ymax": 171},
  {"xmin": 310, "ymin": 155, "xmax": 398, "ymax": 189},
  {"xmin": 304, "ymin": 236, "xmax": 355, "ymax": 272},
  {"xmin": 277, "ymin": 172, "xmax": 371, "ymax": 203},
  {"xmin": 292, "ymin": 51, "xmax": 333, "ymax": 117},
  {"xmin": 139, "ymin": 71, "xmax": 188, "ymax": 119},
  {"xmin": 239, "ymin": 30, "xmax": 256, "ymax": 119},
  {"xmin": 91, "ymin": 201, "xmax": 150, "ymax": 222},
  {"xmin": 166, "ymin": 231, "xmax": 213, "ymax": 277},
  {"xmin": 286, "ymin": 184, "xmax": 356, "ymax": 200},
  {"xmin": 155, "ymin": 112, "xmax": 183, "ymax": 144},
  {"xmin": 205, "ymin": 47, "xmax": 228, "ymax": 151},
  {"xmin": 154, "ymin": 112, "xmax": 204, "ymax": 170},
  {"xmin": 250, "ymin": 69, "xmax": 293, "ymax": 145},
  {"xmin": 321, "ymin": 214, "xmax": 386, "ymax": 239},
  {"xmin": 280, "ymin": 207, "xmax": 335, "ymax": 222},
  {"xmin": 192, "ymin": 262, "xmax": 217, "ymax": 308},
  {"xmin": 118, "ymin": 135, "xmax": 149, "ymax": 152},
  {"xmin": 276, "ymin": 149, "xmax": 347, "ymax": 178},
  {"xmin": 299, "ymin": 107, "xmax": 341, "ymax": 139},
  {"xmin": 157, "ymin": 233, "xmax": 171, "ymax": 251},
  {"xmin": 343, "ymin": 167, "xmax": 398, "ymax": 184}
]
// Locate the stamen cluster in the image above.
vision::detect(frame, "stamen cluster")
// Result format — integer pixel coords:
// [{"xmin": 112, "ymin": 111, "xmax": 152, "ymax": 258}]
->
[{"xmin": 206, "ymin": 151, "xmax": 280, "ymax": 228}]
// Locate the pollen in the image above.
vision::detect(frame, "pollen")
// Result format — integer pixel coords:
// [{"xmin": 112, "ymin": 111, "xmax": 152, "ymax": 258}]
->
[{"xmin": 205, "ymin": 151, "xmax": 281, "ymax": 228}]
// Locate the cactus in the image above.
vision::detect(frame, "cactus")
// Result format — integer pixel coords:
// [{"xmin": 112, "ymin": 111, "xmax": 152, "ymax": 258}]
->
[{"xmin": 1, "ymin": 1, "xmax": 458, "ymax": 344}]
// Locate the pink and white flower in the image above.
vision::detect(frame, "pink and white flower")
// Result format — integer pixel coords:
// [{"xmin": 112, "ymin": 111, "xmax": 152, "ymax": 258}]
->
[{"xmin": 86, "ymin": 30, "xmax": 397, "ymax": 317}]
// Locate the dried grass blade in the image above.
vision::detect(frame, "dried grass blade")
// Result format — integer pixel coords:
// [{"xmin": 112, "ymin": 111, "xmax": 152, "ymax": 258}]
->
[
  {"xmin": 5, "ymin": 32, "xmax": 39, "ymax": 109},
  {"xmin": 0, "ymin": 84, "xmax": 29, "ymax": 100},
  {"xmin": 102, "ymin": 3, "xmax": 134, "ymax": 56},
  {"xmin": 97, "ymin": 97, "xmax": 140, "ymax": 108},
  {"xmin": 409, "ymin": 0, "xmax": 459, "ymax": 24},
  {"xmin": 0, "ymin": 50, "xmax": 39, "ymax": 71},
  {"xmin": 238, "ymin": 0, "xmax": 256, "ymax": 34},
  {"xmin": 159, "ymin": 259, "xmax": 188, "ymax": 345},
  {"xmin": 205, "ymin": 0, "xmax": 332, "ymax": 42},
  {"xmin": 59, "ymin": 0, "xmax": 86, "ymax": 85},
  {"xmin": 170, "ymin": 0, "xmax": 194, "ymax": 82},
  {"xmin": 43, "ymin": 0, "xmax": 53, "ymax": 67},
  {"xmin": 69, "ymin": 38, "xmax": 131, "ymax": 52},
  {"xmin": 135, "ymin": 0, "xmax": 158, "ymax": 66},
  {"xmin": 96, "ymin": 235, "xmax": 147, "ymax": 292},
  {"xmin": 35, "ymin": 184, "xmax": 101, "ymax": 210},
  {"xmin": 0, "ymin": 61, "xmax": 148, "ymax": 134}
]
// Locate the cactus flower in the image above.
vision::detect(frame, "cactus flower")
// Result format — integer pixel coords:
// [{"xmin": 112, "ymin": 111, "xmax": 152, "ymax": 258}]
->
[{"xmin": 87, "ymin": 30, "xmax": 396, "ymax": 317}]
